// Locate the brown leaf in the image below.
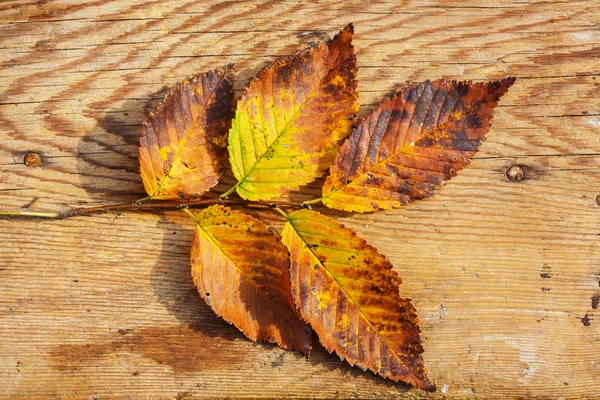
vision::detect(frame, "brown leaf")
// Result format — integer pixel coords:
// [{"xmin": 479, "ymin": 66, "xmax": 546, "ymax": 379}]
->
[
  {"xmin": 281, "ymin": 209, "xmax": 434, "ymax": 391},
  {"xmin": 139, "ymin": 65, "xmax": 234, "ymax": 200},
  {"xmin": 226, "ymin": 24, "xmax": 358, "ymax": 201},
  {"xmin": 189, "ymin": 205, "xmax": 312, "ymax": 354},
  {"xmin": 321, "ymin": 78, "xmax": 516, "ymax": 212}
]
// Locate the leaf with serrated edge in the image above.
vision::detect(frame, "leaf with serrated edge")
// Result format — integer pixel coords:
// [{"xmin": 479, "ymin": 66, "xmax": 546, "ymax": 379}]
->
[
  {"xmin": 227, "ymin": 24, "xmax": 358, "ymax": 201},
  {"xmin": 322, "ymin": 78, "xmax": 516, "ymax": 212},
  {"xmin": 281, "ymin": 209, "xmax": 434, "ymax": 391},
  {"xmin": 139, "ymin": 65, "xmax": 234, "ymax": 200},
  {"xmin": 190, "ymin": 205, "xmax": 312, "ymax": 354}
]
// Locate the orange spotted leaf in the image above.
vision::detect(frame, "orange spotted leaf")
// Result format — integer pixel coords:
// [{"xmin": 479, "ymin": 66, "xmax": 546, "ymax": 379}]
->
[
  {"xmin": 227, "ymin": 24, "xmax": 358, "ymax": 201},
  {"xmin": 139, "ymin": 65, "xmax": 234, "ymax": 200},
  {"xmin": 189, "ymin": 205, "xmax": 312, "ymax": 354},
  {"xmin": 281, "ymin": 209, "xmax": 434, "ymax": 391},
  {"xmin": 321, "ymin": 78, "xmax": 516, "ymax": 212}
]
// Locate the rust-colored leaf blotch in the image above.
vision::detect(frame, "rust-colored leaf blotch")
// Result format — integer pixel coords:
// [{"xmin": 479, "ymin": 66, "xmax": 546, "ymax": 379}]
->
[
  {"xmin": 189, "ymin": 205, "xmax": 312, "ymax": 354},
  {"xmin": 322, "ymin": 78, "xmax": 516, "ymax": 212},
  {"xmin": 227, "ymin": 24, "xmax": 358, "ymax": 201},
  {"xmin": 139, "ymin": 65, "xmax": 234, "ymax": 200},
  {"xmin": 281, "ymin": 210, "xmax": 434, "ymax": 391}
]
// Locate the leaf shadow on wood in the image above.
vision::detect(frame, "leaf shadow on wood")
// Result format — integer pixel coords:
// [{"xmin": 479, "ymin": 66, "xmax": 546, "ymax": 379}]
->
[
  {"xmin": 79, "ymin": 91, "xmax": 255, "ymax": 333},
  {"xmin": 75, "ymin": 88, "xmax": 249, "ymax": 346},
  {"xmin": 71, "ymin": 93, "xmax": 250, "ymax": 375},
  {"xmin": 75, "ymin": 91, "xmax": 171, "ymax": 205}
]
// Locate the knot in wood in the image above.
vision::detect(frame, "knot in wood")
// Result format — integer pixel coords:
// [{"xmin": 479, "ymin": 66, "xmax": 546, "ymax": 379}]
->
[
  {"xmin": 506, "ymin": 165, "xmax": 524, "ymax": 182},
  {"xmin": 23, "ymin": 152, "xmax": 42, "ymax": 168}
]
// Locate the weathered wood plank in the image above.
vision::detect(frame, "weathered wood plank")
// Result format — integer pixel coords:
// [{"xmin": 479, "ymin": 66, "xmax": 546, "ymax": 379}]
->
[{"xmin": 0, "ymin": 0, "xmax": 599, "ymax": 398}]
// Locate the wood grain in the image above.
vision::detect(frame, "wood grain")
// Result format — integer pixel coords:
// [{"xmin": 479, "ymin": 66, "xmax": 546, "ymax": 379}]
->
[{"xmin": 0, "ymin": 0, "xmax": 599, "ymax": 398}]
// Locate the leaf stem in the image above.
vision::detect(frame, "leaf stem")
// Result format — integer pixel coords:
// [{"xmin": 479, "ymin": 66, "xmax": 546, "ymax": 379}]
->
[
  {"xmin": 271, "ymin": 206, "xmax": 289, "ymax": 219},
  {"xmin": 219, "ymin": 185, "xmax": 237, "ymax": 199},
  {"xmin": 181, "ymin": 207, "xmax": 196, "ymax": 221},
  {"xmin": 302, "ymin": 197, "xmax": 323, "ymax": 206},
  {"xmin": 134, "ymin": 195, "xmax": 152, "ymax": 205}
]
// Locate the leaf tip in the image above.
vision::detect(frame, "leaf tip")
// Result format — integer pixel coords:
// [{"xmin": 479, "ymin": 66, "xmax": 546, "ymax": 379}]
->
[
  {"xmin": 295, "ymin": 340, "xmax": 313, "ymax": 357},
  {"xmin": 504, "ymin": 76, "xmax": 517, "ymax": 86},
  {"xmin": 420, "ymin": 379, "xmax": 436, "ymax": 393},
  {"xmin": 220, "ymin": 63, "xmax": 236, "ymax": 80},
  {"xmin": 345, "ymin": 22, "xmax": 354, "ymax": 34},
  {"xmin": 330, "ymin": 23, "xmax": 355, "ymax": 48}
]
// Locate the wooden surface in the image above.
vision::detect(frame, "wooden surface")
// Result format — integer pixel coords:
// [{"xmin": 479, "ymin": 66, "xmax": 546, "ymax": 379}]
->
[{"xmin": 1, "ymin": 0, "xmax": 599, "ymax": 398}]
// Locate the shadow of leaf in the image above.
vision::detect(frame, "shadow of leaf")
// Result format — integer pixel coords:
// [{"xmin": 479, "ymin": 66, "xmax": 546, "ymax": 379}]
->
[{"xmin": 75, "ymin": 87, "xmax": 170, "ymax": 204}]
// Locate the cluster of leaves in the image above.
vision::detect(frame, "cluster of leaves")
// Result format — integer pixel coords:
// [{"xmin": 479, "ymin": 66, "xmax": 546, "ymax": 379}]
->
[{"xmin": 138, "ymin": 24, "xmax": 514, "ymax": 392}]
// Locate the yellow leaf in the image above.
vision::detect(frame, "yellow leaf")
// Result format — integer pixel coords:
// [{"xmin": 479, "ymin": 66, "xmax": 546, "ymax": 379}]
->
[
  {"xmin": 281, "ymin": 209, "xmax": 434, "ymax": 391},
  {"xmin": 139, "ymin": 65, "xmax": 234, "ymax": 200},
  {"xmin": 189, "ymin": 205, "xmax": 311, "ymax": 354},
  {"xmin": 321, "ymin": 78, "xmax": 516, "ymax": 212},
  {"xmin": 226, "ymin": 24, "xmax": 358, "ymax": 201}
]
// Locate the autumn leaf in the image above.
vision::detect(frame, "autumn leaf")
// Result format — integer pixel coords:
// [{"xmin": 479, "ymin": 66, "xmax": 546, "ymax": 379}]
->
[
  {"xmin": 139, "ymin": 65, "xmax": 234, "ymax": 200},
  {"xmin": 188, "ymin": 205, "xmax": 312, "ymax": 354},
  {"xmin": 281, "ymin": 209, "xmax": 434, "ymax": 391},
  {"xmin": 321, "ymin": 78, "xmax": 516, "ymax": 212},
  {"xmin": 225, "ymin": 24, "xmax": 358, "ymax": 201}
]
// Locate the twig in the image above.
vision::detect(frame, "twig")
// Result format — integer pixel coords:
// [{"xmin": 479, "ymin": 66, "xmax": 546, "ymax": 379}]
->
[
  {"xmin": 0, "ymin": 197, "xmax": 303, "ymax": 220},
  {"xmin": 0, "ymin": 210, "xmax": 61, "ymax": 219}
]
